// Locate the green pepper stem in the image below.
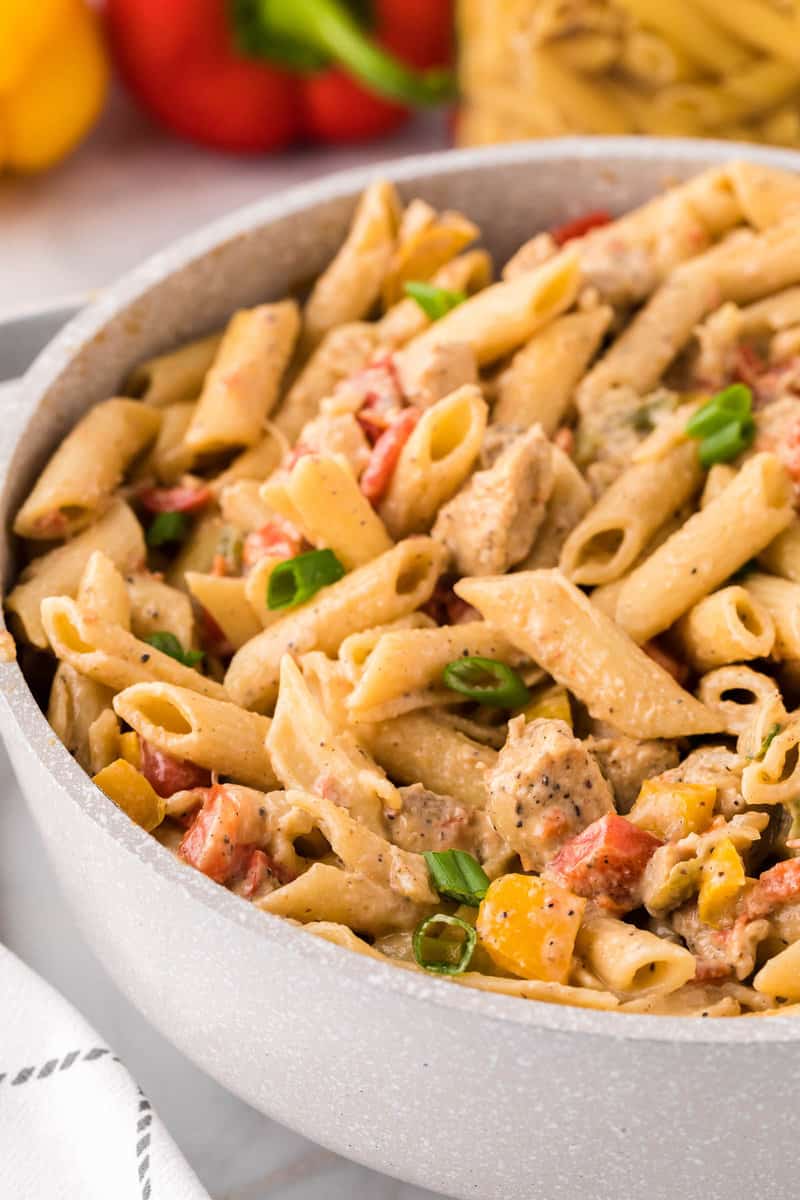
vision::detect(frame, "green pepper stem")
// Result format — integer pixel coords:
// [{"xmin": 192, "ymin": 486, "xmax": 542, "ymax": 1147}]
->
[{"xmin": 257, "ymin": 0, "xmax": 455, "ymax": 106}]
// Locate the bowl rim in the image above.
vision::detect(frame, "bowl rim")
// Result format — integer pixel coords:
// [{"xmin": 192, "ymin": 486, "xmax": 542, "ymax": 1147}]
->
[{"xmin": 3, "ymin": 135, "xmax": 800, "ymax": 1045}]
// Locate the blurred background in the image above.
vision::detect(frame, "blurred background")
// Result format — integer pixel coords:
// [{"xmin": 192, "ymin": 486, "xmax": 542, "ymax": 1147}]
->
[{"xmin": 5, "ymin": 0, "xmax": 800, "ymax": 314}]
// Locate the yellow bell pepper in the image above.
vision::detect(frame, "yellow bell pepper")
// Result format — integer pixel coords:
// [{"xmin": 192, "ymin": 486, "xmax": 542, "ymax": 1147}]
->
[
  {"xmin": 93, "ymin": 758, "xmax": 166, "ymax": 832},
  {"xmin": 521, "ymin": 683, "xmax": 573, "ymax": 728},
  {"xmin": 697, "ymin": 837, "xmax": 746, "ymax": 929},
  {"xmin": 628, "ymin": 779, "xmax": 715, "ymax": 842},
  {"xmin": 476, "ymin": 874, "xmax": 585, "ymax": 983},
  {"xmin": 0, "ymin": 0, "xmax": 109, "ymax": 173},
  {"xmin": 118, "ymin": 730, "xmax": 142, "ymax": 769}
]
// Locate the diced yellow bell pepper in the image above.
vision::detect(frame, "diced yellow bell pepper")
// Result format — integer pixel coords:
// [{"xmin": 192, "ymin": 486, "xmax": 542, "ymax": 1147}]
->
[
  {"xmin": 0, "ymin": 0, "xmax": 108, "ymax": 173},
  {"xmin": 698, "ymin": 837, "xmax": 746, "ymax": 929},
  {"xmin": 521, "ymin": 684, "xmax": 572, "ymax": 728},
  {"xmin": 476, "ymin": 873, "xmax": 585, "ymax": 983},
  {"xmin": 118, "ymin": 731, "xmax": 142, "ymax": 770},
  {"xmin": 628, "ymin": 779, "xmax": 715, "ymax": 841},
  {"xmin": 93, "ymin": 759, "xmax": 166, "ymax": 833}
]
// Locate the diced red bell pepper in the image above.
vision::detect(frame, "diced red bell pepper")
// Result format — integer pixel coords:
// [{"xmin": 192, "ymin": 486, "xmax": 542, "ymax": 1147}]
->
[
  {"xmin": 139, "ymin": 738, "xmax": 211, "ymax": 798},
  {"xmin": 545, "ymin": 813, "xmax": 662, "ymax": 915},
  {"xmin": 550, "ymin": 210, "xmax": 612, "ymax": 246},
  {"xmin": 742, "ymin": 859, "xmax": 800, "ymax": 922},
  {"xmin": 239, "ymin": 848, "xmax": 271, "ymax": 899},
  {"xmin": 242, "ymin": 519, "xmax": 304, "ymax": 570},
  {"xmin": 353, "ymin": 355, "xmax": 406, "ymax": 444},
  {"xmin": 179, "ymin": 785, "xmax": 255, "ymax": 884},
  {"xmin": 360, "ymin": 406, "xmax": 420, "ymax": 504},
  {"xmin": 733, "ymin": 343, "xmax": 767, "ymax": 393},
  {"xmin": 137, "ymin": 484, "xmax": 213, "ymax": 514}
]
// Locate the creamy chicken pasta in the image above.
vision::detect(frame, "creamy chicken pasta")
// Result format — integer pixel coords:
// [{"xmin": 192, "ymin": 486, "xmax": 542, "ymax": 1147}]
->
[{"xmin": 12, "ymin": 164, "xmax": 800, "ymax": 1017}]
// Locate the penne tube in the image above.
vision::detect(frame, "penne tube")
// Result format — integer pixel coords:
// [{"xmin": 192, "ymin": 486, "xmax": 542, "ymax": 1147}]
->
[
  {"xmin": 753, "ymin": 940, "xmax": 800, "ymax": 1002},
  {"xmin": 700, "ymin": 463, "xmax": 735, "ymax": 508},
  {"xmin": 673, "ymin": 586, "xmax": 775, "ymax": 673},
  {"xmin": 619, "ymin": 30, "xmax": 691, "ymax": 86},
  {"xmin": 742, "ymin": 573, "xmax": 800, "ymax": 660},
  {"xmin": 612, "ymin": 0, "xmax": 750, "ymax": 75},
  {"xmin": 301, "ymin": 179, "xmax": 401, "ymax": 353},
  {"xmin": 124, "ymin": 331, "xmax": 222, "ymax": 406},
  {"xmin": 209, "ymin": 427, "xmax": 287, "ymax": 493},
  {"xmin": 696, "ymin": 665, "xmax": 782, "ymax": 737},
  {"xmin": 267, "ymin": 657, "xmax": 398, "ymax": 831},
  {"xmin": 493, "ymin": 306, "xmax": 612, "ymax": 433},
  {"xmin": 78, "ymin": 551, "xmax": 131, "ymax": 629},
  {"xmin": 560, "ymin": 440, "xmax": 702, "ymax": 586},
  {"xmin": 338, "ymin": 613, "xmax": 435, "ymax": 682},
  {"xmin": 399, "ymin": 248, "xmax": 580, "ymax": 370},
  {"xmin": 137, "ymin": 401, "xmax": 195, "ymax": 485},
  {"xmin": 521, "ymin": 445, "xmax": 592, "ymax": 570},
  {"xmin": 260, "ymin": 863, "xmax": 430, "ymax": 937},
  {"xmin": 243, "ymin": 555, "xmax": 285, "ymax": 629},
  {"xmin": 276, "ymin": 454, "xmax": 393, "ymax": 569},
  {"xmin": 274, "ymin": 322, "xmax": 379, "ymax": 443},
  {"xmin": 219, "ymin": 479, "xmax": 277, "ymax": 534},
  {"xmin": 379, "ymin": 385, "xmax": 488, "ymax": 539},
  {"xmin": 692, "ymin": 0, "xmax": 800, "ymax": 68},
  {"xmin": 575, "ymin": 916, "xmax": 696, "ymax": 997},
  {"xmin": 185, "ymin": 301, "xmax": 300, "ymax": 455},
  {"xmin": 88, "ymin": 709, "xmax": 122, "ymax": 775},
  {"xmin": 554, "ymin": 31, "xmax": 622, "ymax": 75},
  {"xmin": 225, "ymin": 537, "xmax": 445, "ymax": 711},
  {"xmin": 126, "ymin": 573, "xmax": 195, "ymax": 650},
  {"xmin": 47, "ymin": 663, "xmax": 114, "ymax": 773},
  {"xmin": 730, "ymin": 165, "xmax": 800, "ymax": 233},
  {"xmin": 113, "ymin": 682, "xmax": 276, "ymax": 790},
  {"xmin": 758, "ymin": 521, "xmax": 800, "ymax": 583},
  {"xmin": 14, "ymin": 399, "xmax": 160, "ymax": 540},
  {"xmin": 528, "ymin": 47, "xmax": 633, "ymax": 134},
  {"xmin": 741, "ymin": 715, "xmax": 800, "ymax": 806},
  {"xmin": 41, "ymin": 596, "xmax": 228, "ymax": 701},
  {"xmin": 6, "ymin": 500, "xmax": 145, "ymax": 649},
  {"xmin": 359, "ymin": 712, "xmax": 496, "ymax": 811},
  {"xmin": 457, "ymin": 570, "xmax": 722, "ymax": 739},
  {"xmin": 614, "ymin": 454, "xmax": 794, "ymax": 643},
  {"xmin": 166, "ymin": 511, "xmax": 224, "ymax": 589},
  {"xmin": 347, "ymin": 622, "xmax": 526, "ymax": 723},
  {"xmin": 382, "ymin": 199, "xmax": 478, "ymax": 308},
  {"xmin": 185, "ymin": 572, "xmax": 262, "ymax": 651},
  {"xmin": 376, "ymin": 249, "xmax": 493, "ymax": 348}
]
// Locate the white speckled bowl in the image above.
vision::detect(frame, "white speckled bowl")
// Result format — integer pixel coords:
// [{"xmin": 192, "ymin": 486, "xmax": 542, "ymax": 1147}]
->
[{"xmin": 2, "ymin": 139, "xmax": 800, "ymax": 1200}]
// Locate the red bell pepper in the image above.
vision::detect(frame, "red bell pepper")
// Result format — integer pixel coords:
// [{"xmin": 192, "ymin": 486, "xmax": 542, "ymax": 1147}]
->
[{"xmin": 104, "ymin": 0, "xmax": 454, "ymax": 152}]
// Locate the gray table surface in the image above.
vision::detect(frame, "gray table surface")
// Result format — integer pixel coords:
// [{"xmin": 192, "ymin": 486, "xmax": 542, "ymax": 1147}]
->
[{"xmin": 0, "ymin": 88, "xmax": 450, "ymax": 1200}]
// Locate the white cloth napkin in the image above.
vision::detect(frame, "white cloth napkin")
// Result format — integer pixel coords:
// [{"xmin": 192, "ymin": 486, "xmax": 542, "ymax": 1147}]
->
[{"xmin": 0, "ymin": 943, "xmax": 210, "ymax": 1200}]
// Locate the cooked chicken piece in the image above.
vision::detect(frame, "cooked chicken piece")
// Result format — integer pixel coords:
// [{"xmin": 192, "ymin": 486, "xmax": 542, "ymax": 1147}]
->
[
  {"xmin": 488, "ymin": 717, "xmax": 614, "ymax": 873},
  {"xmin": 480, "ymin": 423, "xmax": 524, "ymax": 468},
  {"xmin": 297, "ymin": 412, "xmax": 371, "ymax": 476},
  {"xmin": 671, "ymin": 901, "xmax": 769, "ymax": 981},
  {"xmin": 586, "ymin": 734, "xmax": 679, "ymax": 814},
  {"xmin": 432, "ymin": 425, "xmax": 554, "ymax": 576},
  {"xmin": 388, "ymin": 784, "xmax": 512, "ymax": 874},
  {"xmin": 397, "ymin": 340, "xmax": 478, "ymax": 408},
  {"xmin": 277, "ymin": 321, "xmax": 378, "ymax": 440},
  {"xmin": 655, "ymin": 745, "xmax": 745, "ymax": 818}
]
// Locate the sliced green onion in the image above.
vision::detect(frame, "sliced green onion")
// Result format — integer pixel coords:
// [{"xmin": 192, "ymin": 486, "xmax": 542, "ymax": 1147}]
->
[
  {"xmin": 697, "ymin": 417, "xmax": 754, "ymax": 467},
  {"xmin": 686, "ymin": 384, "xmax": 752, "ymax": 438},
  {"xmin": 147, "ymin": 511, "xmax": 188, "ymax": 547},
  {"xmin": 145, "ymin": 631, "xmax": 204, "ymax": 668},
  {"xmin": 413, "ymin": 914, "xmax": 477, "ymax": 975},
  {"xmin": 267, "ymin": 548, "xmax": 345, "ymax": 611},
  {"xmin": 424, "ymin": 850, "xmax": 490, "ymax": 906},
  {"xmin": 404, "ymin": 280, "xmax": 467, "ymax": 321},
  {"xmin": 442, "ymin": 656, "xmax": 530, "ymax": 708},
  {"xmin": 757, "ymin": 723, "xmax": 783, "ymax": 761}
]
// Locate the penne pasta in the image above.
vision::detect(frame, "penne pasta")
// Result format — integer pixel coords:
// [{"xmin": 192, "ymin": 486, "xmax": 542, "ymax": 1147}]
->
[
  {"xmin": 696, "ymin": 665, "xmax": 782, "ymax": 737},
  {"xmin": 225, "ymin": 537, "xmax": 445, "ymax": 711},
  {"xmin": 614, "ymin": 454, "xmax": 794, "ymax": 643},
  {"xmin": 113, "ymin": 682, "xmax": 276, "ymax": 790},
  {"xmin": 14, "ymin": 399, "xmax": 160, "ymax": 540},
  {"xmin": 185, "ymin": 301, "xmax": 300, "ymax": 455},
  {"xmin": 41, "ymin": 596, "xmax": 228, "ymax": 701},
  {"xmin": 576, "ymin": 916, "xmax": 696, "ymax": 997},
  {"xmin": 457, "ymin": 570, "xmax": 723, "ymax": 739},
  {"xmin": 124, "ymin": 331, "xmax": 222, "ymax": 406},
  {"xmin": 673, "ymin": 585, "xmax": 775, "ymax": 673}
]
